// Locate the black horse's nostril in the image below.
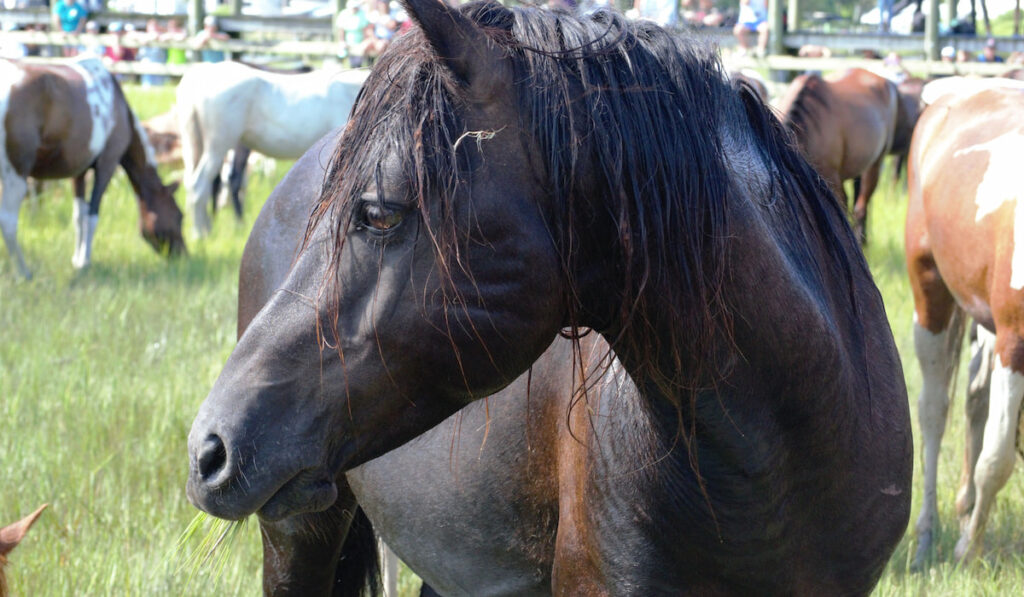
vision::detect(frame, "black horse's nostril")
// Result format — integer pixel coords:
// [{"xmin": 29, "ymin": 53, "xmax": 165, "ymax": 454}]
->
[{"xmin": 197, "ymin": 434, "xmax": 228, "ymax": 482}]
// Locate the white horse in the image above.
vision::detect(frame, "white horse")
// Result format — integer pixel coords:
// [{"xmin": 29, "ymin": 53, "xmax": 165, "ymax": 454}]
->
[{"xmin": 177, "ymin": 62, "xmax": 367, "ymax": 237}]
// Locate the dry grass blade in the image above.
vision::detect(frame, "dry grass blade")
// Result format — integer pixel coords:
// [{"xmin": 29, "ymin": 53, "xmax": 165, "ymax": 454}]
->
[{"xmin": 175, "ymin": 512, "xmax": 248, "ymax": 587}]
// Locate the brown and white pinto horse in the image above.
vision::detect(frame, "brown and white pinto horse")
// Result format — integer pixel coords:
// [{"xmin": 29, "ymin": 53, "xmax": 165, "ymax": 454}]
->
[
  {"xmin": 0, "ymin": 57, "xmax": 184, "ymax": 279},
  {"xmin": 907, "ymin": 85, "xmax": 1024, "ymax": 565},
  {"xmin": 0, "ymin": 504, "xmax": 46, "ymax": 597},
  {"xmin": 778, "ymin": 68, "xmax": 903, "ymax": 244}
]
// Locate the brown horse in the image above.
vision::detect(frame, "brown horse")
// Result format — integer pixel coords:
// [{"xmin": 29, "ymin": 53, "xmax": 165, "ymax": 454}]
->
[
  {"xmin": 907, "ymin": 85, "xmax": 1024, "ymax": 566},
  {"xmin": 778, "ymin": 68, "xmax": 903, "ymax": 244},
  {"xmin": 0, "ymin": 57, "xmax": 184, "ymax": 279},
  {"xmin": 0, "ymin": 504, "xmax": 46, "ymax": 597},
  {"xmin": 190, "ymin": 3, "xmax": 910, "ymax": 594}
]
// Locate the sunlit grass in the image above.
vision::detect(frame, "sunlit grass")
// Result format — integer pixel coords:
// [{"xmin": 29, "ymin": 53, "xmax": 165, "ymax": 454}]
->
[{"xmin": 3, "ymin": 84, "xmax": 1024, "ymax": 595}]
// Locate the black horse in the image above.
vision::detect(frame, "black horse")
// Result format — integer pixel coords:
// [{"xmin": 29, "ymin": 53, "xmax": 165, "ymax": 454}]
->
[{"xmin": 188, "ymin": 2, "xmax": 912, "ymax": 594}]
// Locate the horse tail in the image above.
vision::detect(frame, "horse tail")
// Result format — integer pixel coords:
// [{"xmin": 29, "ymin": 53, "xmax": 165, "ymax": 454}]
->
[
  {"xmin": 333, "ymin": 506, "xmax": 382, "ymax": 597},
  {"xmin": 892, "ymin": 152, "xmax": 906, "ymax": 186},
  {"xmin": 177, "ymin": 86, "xmax": 203, "ymax": 193},
  {"xmin": 944, "ymin": 307, "xmax": 969, "ymax": 407}
]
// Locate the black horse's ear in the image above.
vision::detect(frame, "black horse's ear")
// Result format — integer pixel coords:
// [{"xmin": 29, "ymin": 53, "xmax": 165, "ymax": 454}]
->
[{"xmin": 400, "ymin": 0, "xmax": 508, "ymax": 97}]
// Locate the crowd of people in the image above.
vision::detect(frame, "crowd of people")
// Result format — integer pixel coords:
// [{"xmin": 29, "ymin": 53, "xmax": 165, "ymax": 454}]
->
[
  {"xmin": 1, "ymin": 0, "xmax": 1020, "ymax": 75},
  {"xmin": 0, "ymin": 8, "xmax": 234, "ymax": 85},
  {"xmin": 335, "ymin": 0, "xmax": 412, "ymax": 68}
]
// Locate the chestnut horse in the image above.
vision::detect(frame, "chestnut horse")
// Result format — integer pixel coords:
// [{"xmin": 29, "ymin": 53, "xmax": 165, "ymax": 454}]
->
[
  {"xmin": 778, "ymin": 68, "xmax": 906, "ymax": 244},
  {"xmin": 0, "ymin": 57, "xmax": 184, "ymax": 279},
  {"xmin": 0, "ymin": 504, "xmax": 46, "ymax": 597},
  {"xmin": 189, "ymin": 3, "xmax": 910, "ymax": 594},
  {"xmin": 907, "ymin": 85, "xmax": 1024, "ymax": 565},
  {"xmin": 176, "ymin": 61, "xmax": 366, "ymax": 237}
]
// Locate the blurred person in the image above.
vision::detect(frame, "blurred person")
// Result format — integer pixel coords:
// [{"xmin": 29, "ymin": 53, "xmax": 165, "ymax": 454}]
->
[
  {"xmin": 194, "ymin": 15, "xmax": 229, "ymax": 63},
  {"xmin": 53, "ymin": 0, "xmax": 87, "ymax": 34},
  {"xmin": 81, "ymin": 20, "xmax": 104, "ymax": 57},
  {"xmin": 163, "ymin": 19, "xmax": 188, "ymax": 69},
  {"xmin": 103, "ymin": 21, "xmax": 136, "ymax": 78},
  {"xmin": 798, "ymin": 44, "xmax": 832, "ymax": 58},
  {"xmin": 53, "ymin": 0, "xmax": 87, "ymax": 56},
  {"xmin": 698, "ymin": 0, "xmax": 725, "ymax": 27},
  {"xmin": 684, "ymin": 0, "xmax": 723, "ymax": 27},
  {"xmin": 978, "ymin": 38, "xmax": 1004, "ymax": 63},
  {"xmin": 957, "ymin": 48, "xmax": 971, "ymax": 63},
  {"xmin": 940, "ymin": 45, "xmax": 955, "ymax": 62},
  {"xmin": 364, "ymin": 0, "xmax": 399, "ymax": 64},
  {"xmin": 137, "ymin": 18, "xmax": 168, "ymax": 87},
  {"xmin": 882, "ymin": 51, "xmax": 910, "ymax": 83},
  {"xmin": 878, "ymin": 0, "xmax": 893, "ymax": 32},
  {"xmin": 632, "ymin": 0, "xmax": 679, "ymax": 26},
  {"xmin": 733, "ymin": 0, "xmax": 768, "ymax": 57},
  {"xmin": 338, "ymin": 0, "xmax": 370, "ymax": 67}
]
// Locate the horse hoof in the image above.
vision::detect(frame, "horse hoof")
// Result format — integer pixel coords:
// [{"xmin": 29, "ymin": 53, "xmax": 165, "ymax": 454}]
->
[
  {"xmin": 953, "ymin": 534, "xmax": 976, "ymax": 563},
  {"xmin": 910, "ymin": 532, "xmax": 932, "ymax": 572}
]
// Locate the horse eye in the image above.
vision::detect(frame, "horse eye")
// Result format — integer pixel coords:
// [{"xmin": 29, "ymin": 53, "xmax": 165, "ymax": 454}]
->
[{"xmin": 358, "ymin": 201, "xmax": 405, "ymax": 233}]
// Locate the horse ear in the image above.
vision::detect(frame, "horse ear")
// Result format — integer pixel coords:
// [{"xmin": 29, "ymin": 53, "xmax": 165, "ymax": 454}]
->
[
  {"xmin": 0, "ymin": 504, "xmax": 47, "ymax": 557},
  {"xmin": 400, "ymin": 0, "xmax": 508, "ymax": 97}
]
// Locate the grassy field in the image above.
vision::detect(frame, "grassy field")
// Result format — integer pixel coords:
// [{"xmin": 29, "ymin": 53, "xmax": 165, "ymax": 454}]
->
[{"xmin": 2, "ymin": 84, "xmax": 1023, "ymax": 595}]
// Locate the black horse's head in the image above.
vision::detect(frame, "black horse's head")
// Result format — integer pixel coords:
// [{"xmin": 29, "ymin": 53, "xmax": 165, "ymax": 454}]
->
[
  {"xmin": 186, "ymin": 0, "xmax": 758, "ymax": 520},
  {"xmin": 187, "ymin": 1, "xmax": 575, "ymax": 520}
]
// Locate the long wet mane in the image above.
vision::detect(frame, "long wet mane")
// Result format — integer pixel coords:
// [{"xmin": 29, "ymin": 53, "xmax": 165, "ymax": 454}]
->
[{"xmin": 309, "ymin": 2, "xmax": 861, "ymax": 406}]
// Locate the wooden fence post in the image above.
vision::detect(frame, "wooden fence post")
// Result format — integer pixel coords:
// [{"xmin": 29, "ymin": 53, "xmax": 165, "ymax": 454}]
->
[
  {"xmin": 231, "ymin": 0, "xmax": 243, "ymax": 16},
  {"xmin": 188, "ymin": 0, "xmax": 205, "ymax": 36},
  {"xmin": 787, "ymin": 0, "xmax": 799, "ymax": 32},
  {"xmin": 768, "ymin": 0, "xmax": 785, "ymax": 56},
  {"xmin": 925, "ymin": 0, "xmax": 940, "ymax": 61},
  {"xmin": 334, "ymin": 0, "xmax": 345, "ymax": 41}
]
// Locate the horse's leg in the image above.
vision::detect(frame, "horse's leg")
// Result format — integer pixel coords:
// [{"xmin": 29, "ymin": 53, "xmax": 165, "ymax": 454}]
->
[
  {"xmin": 210, "ymin": 162, "xmax": 223, "ymax": 215},
  {"xmin": 228, "ymin": 144, "xmax": 250, "ymax": 220},
  {"xmin": 853, "ymin": 157, "xmax": 883, "ymax": 245},
  {"xmin": 907, "ymin": 225, "xmax": 961, "ymax": 569},
  {"xmin": 74, "ymin": 157, "xmax": 119, "ymax": 270},
  {"xmin": 911, "ymin": 309, "xmax": 963, "ymax": 570},
  {"xmin": 0, "ymin": 171, "xmax": 30, "ymax": 279},
  {"xmin": 71, "ymin": 175, "xmax": 89, "ymax": 268},
  {"xmin": 826, "ymin": 173, "xmax": 847, "ymax": 214},
  {"xmin": 954, "ymin": 331, "xmax": 1024, "ymax": 562},
  {"xmin": 955, "ymin": 324, "xmax": 994, "ymax": 531},
  {"xmin": 188, "ymin": 148, "xmax": 229, "ymax": 238}
]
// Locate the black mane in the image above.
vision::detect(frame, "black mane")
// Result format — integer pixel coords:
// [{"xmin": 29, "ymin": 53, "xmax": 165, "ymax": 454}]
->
[{"xmin": 310, "ymin": 3, "xmax": 863, "ymax": 406}]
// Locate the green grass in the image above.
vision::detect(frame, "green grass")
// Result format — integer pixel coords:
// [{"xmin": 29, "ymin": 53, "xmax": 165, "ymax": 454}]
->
[{"xmin": 3, "ymin": 85, "xmax": 1024, "ymax": 595}]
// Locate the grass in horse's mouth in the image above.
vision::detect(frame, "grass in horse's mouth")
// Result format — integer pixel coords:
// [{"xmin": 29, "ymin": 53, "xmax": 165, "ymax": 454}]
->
[{"xmin": 176, "ymin": 512, "xmax": 248, "ymax": 585}]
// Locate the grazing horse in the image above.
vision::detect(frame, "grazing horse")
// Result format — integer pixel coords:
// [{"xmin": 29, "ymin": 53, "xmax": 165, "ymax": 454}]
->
[
  {"xmin": 778, "ymin": 68, "xmax": 901, "ymax": 243},
  {"xmin": 188, "ymin": 3, "xmax": 911, "ymax": 594},
  {"xmin": 176, "ymin": 61, "xmax": 367, "ymax": 237},
  {"xmin": 907, "ymin": 85, "xmax": 1024, "ymax": 565},
  {"xmin": 0, "ymin": 504, "xmax": 46, "ymax": 597},
  {"xmin": 0, "ymin": 57, "xmax": 184, "ymax": 279}
]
